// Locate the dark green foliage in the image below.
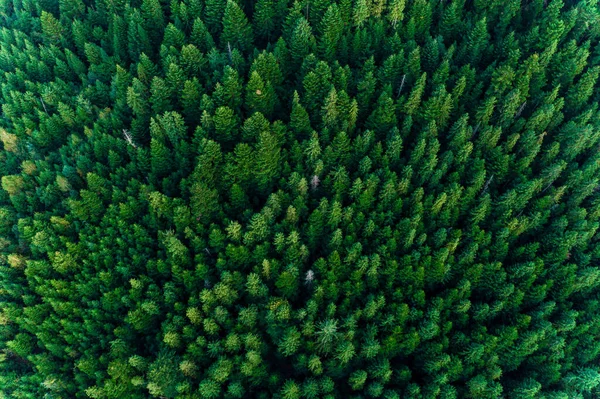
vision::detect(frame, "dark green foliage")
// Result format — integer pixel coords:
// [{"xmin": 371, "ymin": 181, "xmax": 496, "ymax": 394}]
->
[
  {"xmin": 2, "ymin": 1, "xmax": 600, "ymax": 399},
  {"xmin": 221, "ymin": 0, "xmax": 253, "ymax": 52}
]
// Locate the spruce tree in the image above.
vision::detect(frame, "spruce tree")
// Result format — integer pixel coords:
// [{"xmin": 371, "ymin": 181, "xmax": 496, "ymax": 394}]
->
[
  {"xmin": 221, "ymin": 0, "xmax": 253, "ymax": 52},
  {"xmin": 290, "ymin": 17, "xmax": 317, "ymax": 65}
]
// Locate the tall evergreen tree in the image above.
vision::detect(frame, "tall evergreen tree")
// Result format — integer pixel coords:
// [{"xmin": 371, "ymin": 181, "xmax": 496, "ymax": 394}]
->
[
  {"xmin": 290, "ymin": 17, "xmax": 317, "ymax": 65},
  {"xmin": 221, "ymin": 0, "xmax": 253, "ymax": 52}
]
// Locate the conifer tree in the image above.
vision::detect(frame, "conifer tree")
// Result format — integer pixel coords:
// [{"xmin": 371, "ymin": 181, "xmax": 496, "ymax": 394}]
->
[
  {"xmin": 319, "ymin": 4, "xmax": 343, "ymax": 62},
  {"xmin": 290, "ymin": 18, "xmax": 317, "ymax": 65},
  {"xmin": 221, "ymin": 0, "xmax": 253, "ymax": 52},
  {"xmin": 40, "ymin": 11, "xmax": 65, "ymax": 45},
  {"xmin": 127, "ymin": 8, "xmax": 153, "ymax": 61},
  {"xmin": 141, "ymin": 0, "xmax": 166, "ymax": 44},
  {"xmin": 254, "ymin": 0, "xmax": 277, "ymax": 42},
  {"xmin": 290, "ymin": 91, "xmax": 313, "ymax": 137},
  {"xmin": 353, "ymin": 0, "xmax": 370, "ymax": 28},
  {"xmin": 245, "ymin": 71, "xmax": 277, "ymax": 118},
  {"xmin": 204, "ymin": 0, "xmax": 227, "ymax": 34},
  {"xmin": 191, "ymin": 18, "xmax": 216, "ymax": 52},
  {"xmin": 151, "ymin": 138, "xmax": 172, "ymax": 178},
  {"xmin": 255, "ymin": 130, "xmax": 281, "ymax": 194},
  {"xmin": 387, "ymin": 0, "xmax": 406, "ymax": 28}
]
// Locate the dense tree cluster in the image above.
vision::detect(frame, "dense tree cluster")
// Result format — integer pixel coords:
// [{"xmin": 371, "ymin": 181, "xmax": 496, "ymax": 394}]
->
[{"xmin": 2, "ymin": 0, "xmax": 600, "ymax": 398}]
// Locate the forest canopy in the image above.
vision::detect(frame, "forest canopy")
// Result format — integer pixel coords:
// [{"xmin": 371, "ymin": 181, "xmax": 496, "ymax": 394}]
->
[{"xmin": 2, "ymin": 0, "xmax": 600, "ymax": 398}]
